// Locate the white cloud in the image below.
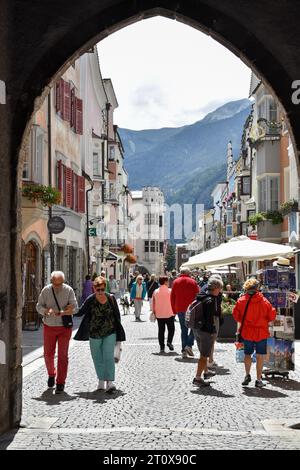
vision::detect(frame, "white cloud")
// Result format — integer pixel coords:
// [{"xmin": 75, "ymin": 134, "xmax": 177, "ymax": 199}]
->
[{"xmin": 97, "ymin": 17, "xmax": 251, "ymax": 130}]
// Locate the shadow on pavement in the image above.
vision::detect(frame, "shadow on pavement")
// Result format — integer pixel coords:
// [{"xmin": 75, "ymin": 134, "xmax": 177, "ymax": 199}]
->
[
  {"xmin": 0, "ymin": 430, "xmax": 19, "ymax": 450},
  {"xmin": 191, "ymin": 388, "xmax": 235, "ymax": 398},
  {"xmin": 265, "ymin": 377, "xmax": 300, "ymax": 391},
  {"xmin": 75, "ymin": 390, "xmax": 126, "ymax": 403},
  {"xmin": 175, "ymin": 357, "xmax": 199, "ymax": 364},
  {"xmin": 33, "ymin": 389, "xmax": 77, "ymax": 406},
  {"xmin": 242, "ymin": 387, "xmax": 288, "ymax": 399},
  {"xmin": 140, "ymin": 337, "xmax": 159, "ymax": 340},
  {"xmin": 214, "ymin": 367, "xmax": 231, "ymax": 376},
  {"xmin": 151, "ymin": 352, "xmax": 180, "ymax": 357}
]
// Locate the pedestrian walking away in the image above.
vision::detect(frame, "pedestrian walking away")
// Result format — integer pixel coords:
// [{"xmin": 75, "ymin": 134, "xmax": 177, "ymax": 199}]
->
[
  {"xmin": 74, "ymin": 276, "xmax": 126, "ymax": 392},
  {"xmin": 119, "ymin": 274, "xmax": 127, "ymax": 298},
  {"xmin": 130, "ymin": 275, "xmax": 147, "ymax": 321},
  {"xmin": 36, "ymin": 271, "xmax": 78, "ymax": 394},
  {"xmin": 147, "ymin": 274, "xmax": 159, "ymax": 310},
  {"xmin": 191, "ymin": 277, "xmax": 223, "ymax": 387},
  {"xmin": 152, "ymin": 276, "xmax": 175, "ymax": 353},
  {"xmin": 170, "ymin": 267, "xmax": 199, "ymax": 358},
  {"xmin": 108, "ymin": 274, "xmax": 119, "ymax": 298},
  {"xmin": 233, "ymin": 278, "xmax": 276, "ymax": 388},
  {"xmin": 202, "ymin": 274, "xmax": 224, "ymax": 369},
  {"xmin": 80, "ymin": 275, "xmax": 94, "ymax": 305}
]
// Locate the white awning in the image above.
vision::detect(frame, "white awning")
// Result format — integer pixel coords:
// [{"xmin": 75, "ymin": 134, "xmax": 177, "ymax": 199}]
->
[{"xmin": 182, "ymin": 236, "xmax": 297, "ymax": 269}]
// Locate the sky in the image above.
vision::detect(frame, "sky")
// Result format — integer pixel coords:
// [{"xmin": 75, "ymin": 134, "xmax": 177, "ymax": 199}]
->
[{"xmin": 97, "ymin": 17, "xmax": 251, "ymax": 130}]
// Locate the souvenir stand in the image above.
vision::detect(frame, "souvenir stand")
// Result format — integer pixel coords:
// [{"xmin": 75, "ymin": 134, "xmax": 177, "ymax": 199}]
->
[{"xmin": 262, "ymin": 264, "xmax": 297, "ymax": 379}]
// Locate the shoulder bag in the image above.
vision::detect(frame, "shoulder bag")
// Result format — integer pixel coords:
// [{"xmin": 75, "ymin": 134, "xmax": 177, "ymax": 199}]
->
[{"xmin": 52, "ymin": 287, "xmax": 73, "ymax": 328}]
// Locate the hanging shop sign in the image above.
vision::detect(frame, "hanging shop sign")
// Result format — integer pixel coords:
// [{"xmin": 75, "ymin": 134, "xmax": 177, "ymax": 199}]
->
[{"xmin": 47, "ymin": 216, "xmax": 65, "ymax": 234}]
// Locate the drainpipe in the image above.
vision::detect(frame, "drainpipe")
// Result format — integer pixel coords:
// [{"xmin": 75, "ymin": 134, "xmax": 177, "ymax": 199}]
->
[
  {"xmin": 48, "ymin": 92, "xmax": 54, "ymax": 273},
  {"xmin": 82, "ymin": 171, "xmax": 94, "ymax": 275}
]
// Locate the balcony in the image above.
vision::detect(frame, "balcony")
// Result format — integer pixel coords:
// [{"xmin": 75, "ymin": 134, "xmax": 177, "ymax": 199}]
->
[{"xmin": 257, "ymin": 220, "xmax": 282, "ymax": 241}]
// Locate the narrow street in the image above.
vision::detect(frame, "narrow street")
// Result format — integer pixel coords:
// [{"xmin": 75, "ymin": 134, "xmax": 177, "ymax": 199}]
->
[{"xmin": 1, "ymin": 302, "xmax": 300, "ymax": 450}]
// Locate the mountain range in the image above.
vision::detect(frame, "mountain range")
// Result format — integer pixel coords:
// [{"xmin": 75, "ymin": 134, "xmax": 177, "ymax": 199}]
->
[{"xmin": 119, "ymin": 98, "xmax": 252, "ymax": 238}]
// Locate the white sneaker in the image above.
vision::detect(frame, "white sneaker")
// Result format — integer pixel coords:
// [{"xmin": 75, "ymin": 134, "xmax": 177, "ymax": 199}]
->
[
  {"xmin": 182, "ymin": 351, "xmax": 188, "ymax": 358},
  {"xmin": 106, "ymin": 381, "xmax": 116, "ymax": 393},
  {"xmin": 185, "ymin": 346, "xmax": 194, "ymax": 357},
  {"xmin": 97, "ymin": 380, "xmax": 106, "ymax": 390}
]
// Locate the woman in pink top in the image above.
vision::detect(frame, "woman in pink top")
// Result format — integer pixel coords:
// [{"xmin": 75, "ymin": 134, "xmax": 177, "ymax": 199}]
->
[{"xmin": 152, "ymin": 276, "xmax": 175, "ymax": 353}]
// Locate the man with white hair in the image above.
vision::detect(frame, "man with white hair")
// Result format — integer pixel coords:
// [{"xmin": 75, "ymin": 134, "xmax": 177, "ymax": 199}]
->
[
  {"xmin": 171, "ymin": 267, "xmax": 200, "ymax": 358},
  {"xmin": 36, "ymin": 271, "xmax": 78, "ymax": 394}
]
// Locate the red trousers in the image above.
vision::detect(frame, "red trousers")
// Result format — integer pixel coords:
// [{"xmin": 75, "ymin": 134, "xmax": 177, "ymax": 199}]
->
[{"xmin": 43, "ymin": 325, "xmax": 72, "ymax": 385}]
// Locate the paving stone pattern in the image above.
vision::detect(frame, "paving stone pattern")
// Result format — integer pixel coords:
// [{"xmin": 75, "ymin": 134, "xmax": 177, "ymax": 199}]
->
[{"xmin": 1, "ymin": 302, "xmax": 300, "ymax": 450}]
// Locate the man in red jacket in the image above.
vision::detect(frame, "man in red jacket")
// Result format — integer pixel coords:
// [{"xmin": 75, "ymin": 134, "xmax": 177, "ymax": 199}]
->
[{"xmin": 171, "ymin": 267, "xmax": 200, "ymax": 358}]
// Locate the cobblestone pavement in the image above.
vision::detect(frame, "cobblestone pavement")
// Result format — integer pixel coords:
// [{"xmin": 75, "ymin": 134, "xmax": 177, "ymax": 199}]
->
[{"xmin": 1, "ymin": 302, "xmax": 300, "ymax": 450}]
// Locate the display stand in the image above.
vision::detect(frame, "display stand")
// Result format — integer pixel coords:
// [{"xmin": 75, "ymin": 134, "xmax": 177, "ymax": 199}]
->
[{"xmin": 261, "ymin": 266, "xmax": 297, "ymax": 380}]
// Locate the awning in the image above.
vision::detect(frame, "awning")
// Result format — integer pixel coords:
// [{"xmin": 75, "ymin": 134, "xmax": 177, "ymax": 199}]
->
[{"xmin": 182, "ymin": 236, "xmax": 297, "ymax": 269}]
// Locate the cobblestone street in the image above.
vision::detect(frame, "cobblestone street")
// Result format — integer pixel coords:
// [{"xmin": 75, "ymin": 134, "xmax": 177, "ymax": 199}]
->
[{"xmin": 1, "ymin": 302, "xmax": 300, "ymax": 450}]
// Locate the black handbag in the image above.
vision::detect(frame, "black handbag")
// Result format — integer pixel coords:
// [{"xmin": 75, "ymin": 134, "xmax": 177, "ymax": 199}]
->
[
  {"xmin": 236, "ymin": 295, "xmax": 252, "ymax": 343},
  {"xmin": 52, "ymin": 287, "xmax": 73, "ymax": 328}
]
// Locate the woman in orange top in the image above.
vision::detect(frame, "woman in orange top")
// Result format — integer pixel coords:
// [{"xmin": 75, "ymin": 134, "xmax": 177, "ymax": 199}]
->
[
  {"xmin": 233, "ymin": 278, "xmax": 276, "ymax": 388},
  {"xmin": 152, "ymin": 276, "xmax": 175, "ymax": 353}
]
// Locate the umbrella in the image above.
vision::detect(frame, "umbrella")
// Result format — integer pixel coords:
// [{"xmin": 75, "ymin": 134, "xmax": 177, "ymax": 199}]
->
[{"xmin": 182, "ymin": 236, "xmax": 297, "ymax": 269}]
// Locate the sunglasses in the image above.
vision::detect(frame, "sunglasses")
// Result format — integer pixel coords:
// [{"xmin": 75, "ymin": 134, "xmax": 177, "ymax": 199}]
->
[{"xmin": 95, "ymin": 286, "xmax": 105, "ymax": 292}]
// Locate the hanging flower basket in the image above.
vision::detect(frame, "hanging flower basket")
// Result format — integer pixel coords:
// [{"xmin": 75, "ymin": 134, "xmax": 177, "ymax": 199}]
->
[
  {"xmin": 125, "ymin": 254, "xmax": 137, "ymax": 264},
  {"xmin": 121, "ymin": 243, "xmax": 134, "ymax": 254},
  {"xmin": 280, "ymin": 199, "xmax": 299, "ymax": 216},
  {"xmin": 22, "ymin": 184, "xmax": 61, "ymax": 207}
]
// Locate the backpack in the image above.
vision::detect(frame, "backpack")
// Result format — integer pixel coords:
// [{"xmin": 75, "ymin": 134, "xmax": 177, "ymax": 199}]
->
[{"xmin": 185, "ymin": 298, "xmax": 205, "ymax": 329}]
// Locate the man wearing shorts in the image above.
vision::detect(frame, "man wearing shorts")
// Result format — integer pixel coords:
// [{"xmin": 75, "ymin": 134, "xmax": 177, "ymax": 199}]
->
[{"xmin": 192, "ymin": 277, "xmax": 224, "ymax": 387}]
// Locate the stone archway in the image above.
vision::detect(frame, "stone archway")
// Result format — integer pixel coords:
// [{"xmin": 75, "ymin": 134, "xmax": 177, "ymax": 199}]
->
[{"xmin": 2, "ymin": 0, "xmax": 300, "ymax": 433}]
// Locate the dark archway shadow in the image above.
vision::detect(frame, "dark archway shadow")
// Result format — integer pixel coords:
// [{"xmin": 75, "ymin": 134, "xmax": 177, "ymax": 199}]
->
[
  {"xmin": 265, "ymin": 377, "xmax": 300, "ymax": 391},
  {"xmin": 191, "ymin": 388, "xmax": 235, "ymax": 398},
  {"xmin": 0, "ymin": 429, "xmax": 19, "ymax": 450},
  {"xmin": 32, "ymin": 389, "xmax": 77, "ymax": 406},
  {"xmin": 242, "ymin": 387, "xmax": 288, "ymax": 399},
  {"xmin": 75, "ymin": 389, "xmax": 126, "ymax": 403}
]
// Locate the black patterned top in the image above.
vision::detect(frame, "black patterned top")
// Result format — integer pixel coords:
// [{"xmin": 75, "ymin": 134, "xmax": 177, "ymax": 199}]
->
[{"xmin": 89, "ymin": 298, "xmax": 116, "ymax": 339}]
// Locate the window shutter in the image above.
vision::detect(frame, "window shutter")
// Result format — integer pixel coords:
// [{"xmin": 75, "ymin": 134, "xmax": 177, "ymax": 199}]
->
[
  {"xmin": 70, "ymin": 88, "xmax": 75, "ymax": 128},
  {"xmin": 78, "ymin": 176, "xmax": 85, "ymax": 213},
  {"xmin": 55, "ymin": 80, "xmax": 64, "ymax": 113},
  {"xmin": 75, "ymin": 97, "xmax": 83, "ymax": 134},
  {"xmin": 66, "ymin": 167, "xmax": 73, "ymax": 208},
  {"xmin": 62, "ymin": 81, "xmax": 71, "ymax": 122}
]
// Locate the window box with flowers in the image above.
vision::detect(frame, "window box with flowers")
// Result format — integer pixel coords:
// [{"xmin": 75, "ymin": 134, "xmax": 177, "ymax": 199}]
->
[{"xmin": 22, "ymin": 184, "xmax": 61, "ymax": 207}]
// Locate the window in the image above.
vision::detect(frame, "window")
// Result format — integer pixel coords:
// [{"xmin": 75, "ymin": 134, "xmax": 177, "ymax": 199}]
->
[
  {"xmin": 109, "ymin": 146, "xmax": 115, "ymax": 161},
  {"xmin": 258, "ymin": 176, "xmax": 279, "ymax": 212},
  {"xmin": 226, "ymin": 209, "xmax": 233, "ymax": 224},
  {"xmin": 159, "ymin": 242, "xmax": 164, "ymax": 254},
  {"xmin": 159, "ymin": 215, "xmax": 163, "ymax": 228},
  {"xmin": 144, "ymin": 241, "xmax": 149, "ymax": 253},
  {"xmin": 269, "ymin": 98, "xmax": 278, "ymax": 122},
  {"xmin": 241, "ymin": 176, "xmax": 250, "ymax": 195},
  {"xmin": 150, "ymin": 241, "xmax": 156, "ymax": 253},
  {"xmin": 93, "ymin": 152, "xmax": 100, "ymax": 176}
]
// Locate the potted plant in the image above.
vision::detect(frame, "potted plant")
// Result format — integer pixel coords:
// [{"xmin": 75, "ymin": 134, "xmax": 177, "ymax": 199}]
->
[
  {"xmin": 263, "ymin": 210, "xmax": 284, "ymax": 225},
  {"xmin": 248, "ymin": 212, "xmax": 265, "ymax": 229},
  {"xmin": 219, "ymin": 297, "xmax": 237, "ymax": 341},
  {"xmin": 22, "ymin": 184, "xmax": 61, "ymax": 207}
]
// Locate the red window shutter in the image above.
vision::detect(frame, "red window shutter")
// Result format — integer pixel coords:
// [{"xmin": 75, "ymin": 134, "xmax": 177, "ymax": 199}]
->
[
  {"xmin": 62, "ymin": 81, "xmax": 71, "ymax": 122},
  {"xmin": 55, "ymin": 79, "xmax": 64, "ymax": 114},
  {"xmin": 78, "ymin": 176, "xmax": 85, "ymax": 213},
  {"xmin": 74, "ymin": 173, "xmax": 78, "ymax": 212},
  {"xmin": 75, "ymin": 97, "xmax": 83, "ymax": 135},
  {"xmin": 65, "ymin": 167, "xmax": 73, "ymax": 208},
  {"xmin": 70, "ymin": 88, "xmax": 75, "ymax": 128},
  {"xmin": 57, "ymin": 160, "xmax": 63, "ymax": 192}
]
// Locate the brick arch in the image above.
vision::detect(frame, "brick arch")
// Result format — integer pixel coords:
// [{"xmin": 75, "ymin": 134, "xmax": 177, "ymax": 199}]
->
[{"xmin": 2, "ymin": 0, "xmax": 300, "ymax": 434}]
